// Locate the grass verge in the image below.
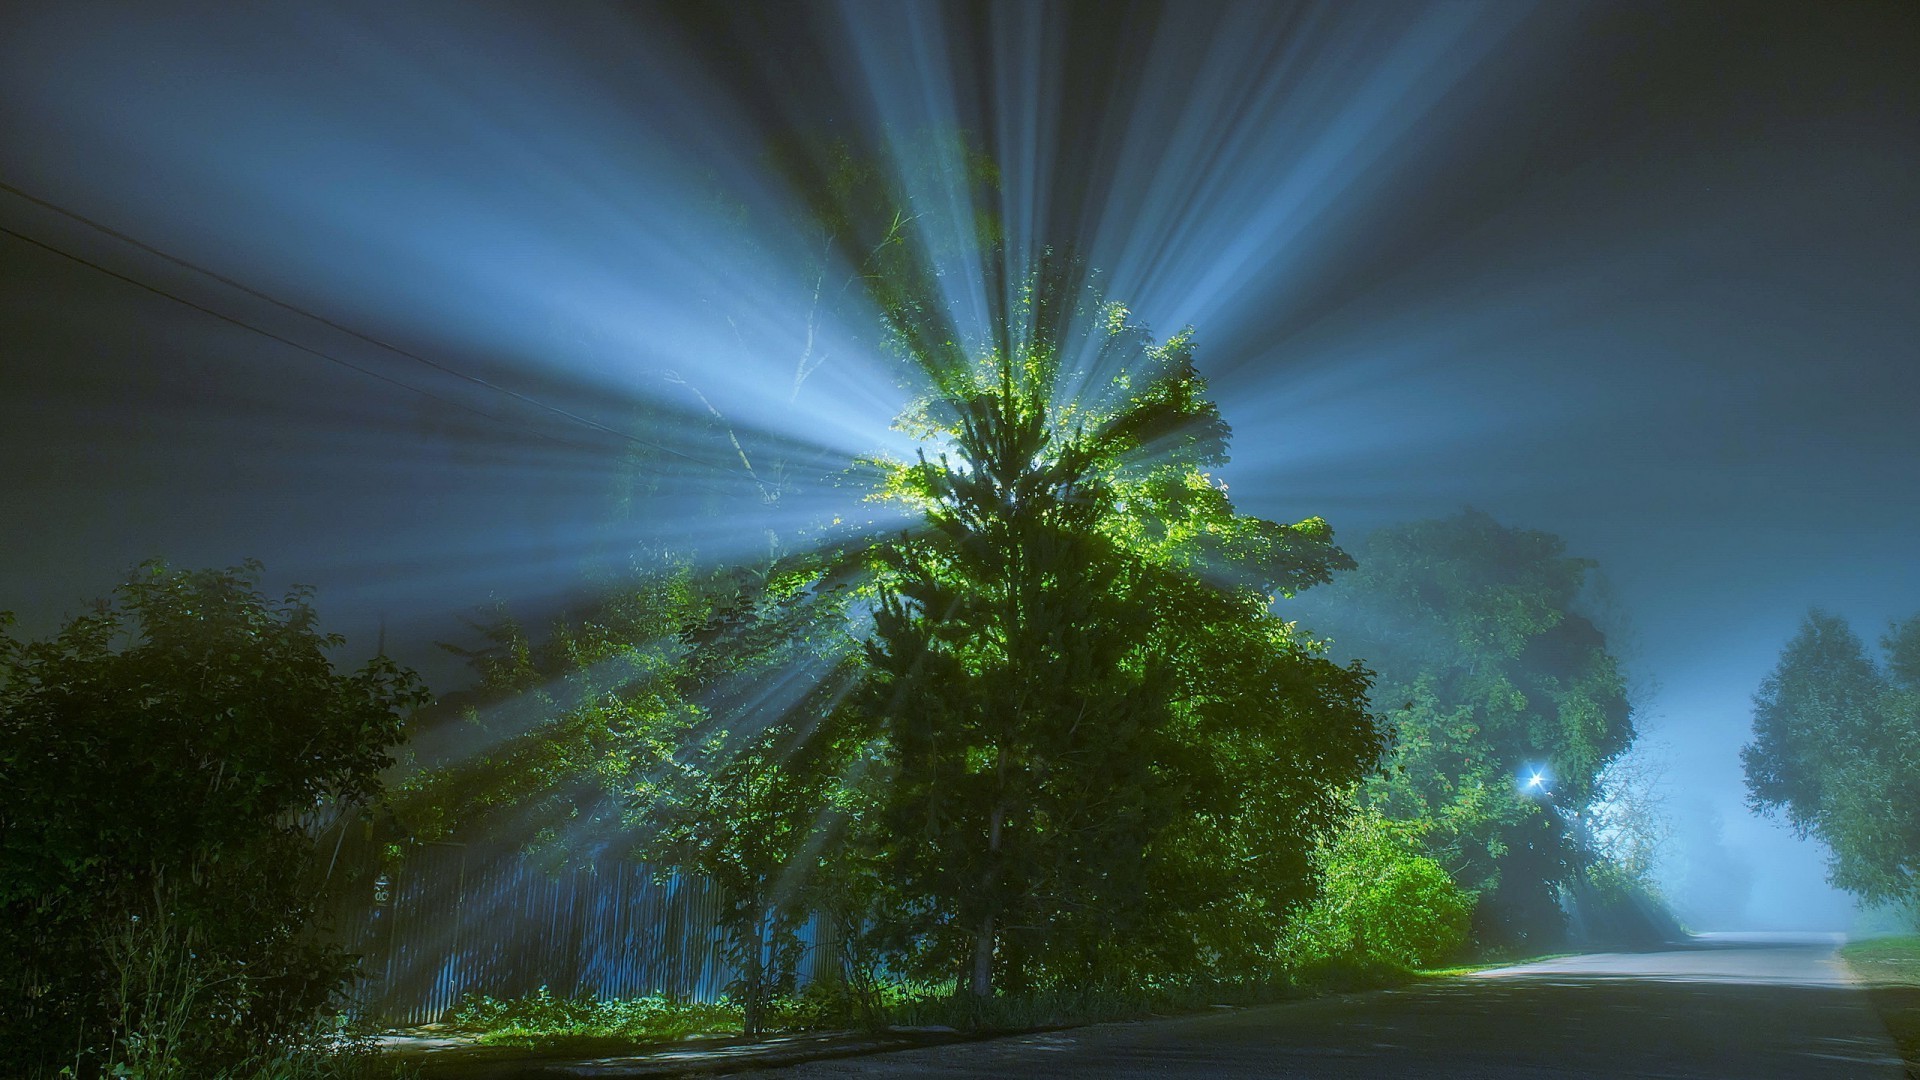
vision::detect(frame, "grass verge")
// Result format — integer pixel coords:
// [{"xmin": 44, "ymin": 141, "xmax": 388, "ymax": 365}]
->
[
  {"xmin": 1841, "ymin": 934, "xmax": 1920, "ymax": 1079},
  {"xmin": 1417, "ymin": 951, "xmax": 1578, "ymax": 978},
  {"xmin": 445, "ymin": 988, "xmax": 745, "ymax": 1051},
  {"xmin": 437, "ymin": 962, "xmax": 1418, "ymax": 1055},
  {"xmin": 877, "ymin": 967, "xmax": 1406, "ymax": 1032}
]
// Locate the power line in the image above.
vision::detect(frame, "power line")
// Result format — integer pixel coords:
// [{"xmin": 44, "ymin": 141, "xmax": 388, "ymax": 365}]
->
[
  {"xmin": 0, "ymin": 221, "xmax": 595, "ymax": 451},
  {"xmin": 0, "ymin": 180, "xmax": 710, "ymax": 466}
]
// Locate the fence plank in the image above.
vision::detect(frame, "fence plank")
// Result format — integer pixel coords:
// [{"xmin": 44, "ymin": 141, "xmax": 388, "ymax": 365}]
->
[{"xmin": 337, "ymin": 845, "xmax": 819, "ymax": 1024}]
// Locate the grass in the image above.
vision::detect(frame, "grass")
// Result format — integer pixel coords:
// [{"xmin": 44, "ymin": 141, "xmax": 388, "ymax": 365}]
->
[
  {"xmin": 1841, "ymin": 934, "xmax": 1920, "ymax": 1079},
  {"xmin": 1417, "ymin": 951, "xmax": 1577, "ymax": 978},
  {"xmin": 445, "ymin": 987, "xmax": 746, "ymax": 1051},
  {"xmin": 437, "ymin": 961, "xmax": 1418, "ymax": 1055},
  {"xmin": 879, "ymin": 977, "xmax": 1317, "ymax": 1032}
]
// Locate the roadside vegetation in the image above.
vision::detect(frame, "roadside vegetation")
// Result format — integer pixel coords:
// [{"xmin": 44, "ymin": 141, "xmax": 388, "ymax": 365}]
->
[
  {"xmin": 439, "ymin": 962, "xmax": 1413, "ymax": 1054},
  {"xmin": 445, "ymin": 988, "xmax": 745, "ymax": 1050},
  {"xmin": 1841, "ymin": 935, "xmax": 1920, "ymax": 1078}
]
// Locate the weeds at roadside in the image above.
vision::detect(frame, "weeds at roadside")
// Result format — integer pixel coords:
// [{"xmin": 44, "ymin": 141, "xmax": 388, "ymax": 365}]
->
[
  {"xmin": 1416, "ymin": 952, "xmax": 1577, "ymax": 978},
  {"xmin": 438, "ymin": 960, "xmax": 1416, "ymax": 1054},
  {"xmin": 445, "ymin": 987, "xmax": 745, "ymax": 1050}
]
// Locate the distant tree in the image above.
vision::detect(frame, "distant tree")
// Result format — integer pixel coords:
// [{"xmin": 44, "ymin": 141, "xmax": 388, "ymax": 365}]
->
[
  {"xmin": 1742, "ymin": 611, "xmax": 1920, "ymax": 904},
  {"xmin": 1285, "ymin": 510, "xmax": 1638, "ymax": 949},
  {"xmin": 0, "ymin": 562, "xmax": 426, "ymax": 1077},
  {"xmin": 850, "ymin": 266, "xmax": 1379, "ymax": 996}
]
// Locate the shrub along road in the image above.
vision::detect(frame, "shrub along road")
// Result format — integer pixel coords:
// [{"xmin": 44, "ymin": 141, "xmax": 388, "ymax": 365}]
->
[{"xmin": 742, "ymin": 934, "xmax": 1900, "ymax": 1079}]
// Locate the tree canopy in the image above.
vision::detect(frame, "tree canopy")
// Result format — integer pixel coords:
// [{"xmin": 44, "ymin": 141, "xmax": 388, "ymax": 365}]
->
[{"xmin": 848, "ymin": 267, "xmax": 1379, "ymax": 994}]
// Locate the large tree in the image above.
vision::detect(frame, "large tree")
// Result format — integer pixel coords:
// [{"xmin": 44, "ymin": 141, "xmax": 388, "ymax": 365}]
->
[
  {"xmin": 850, "ymin": 269, "xmax": 1379, "ymax": 996},
  {"xmin": 1742, "ymin": 611, "xmax": 1920, "ymax": 905}
]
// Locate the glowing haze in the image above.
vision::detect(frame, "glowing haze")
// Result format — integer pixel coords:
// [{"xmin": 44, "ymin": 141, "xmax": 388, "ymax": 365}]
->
[{"xmin": 2, "ymin": 1, "xmax": 1915, "ymax": 931}]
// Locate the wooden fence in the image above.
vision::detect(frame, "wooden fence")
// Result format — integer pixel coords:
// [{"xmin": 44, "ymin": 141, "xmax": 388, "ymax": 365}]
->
[{"xmin": 336, "ymin": 843, "xmax": 825, "ymax": 1026}]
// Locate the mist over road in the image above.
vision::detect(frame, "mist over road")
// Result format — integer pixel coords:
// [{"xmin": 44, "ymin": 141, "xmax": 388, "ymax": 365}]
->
[{"xmin": 750, "ymin": 934, "xmax": 1900, "ymax": 1078}]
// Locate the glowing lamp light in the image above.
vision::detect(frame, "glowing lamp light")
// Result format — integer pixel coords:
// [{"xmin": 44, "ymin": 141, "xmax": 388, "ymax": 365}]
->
[{"xmin": 1517, "ymin": 763, "xmax": 1553, "ymax": 798}]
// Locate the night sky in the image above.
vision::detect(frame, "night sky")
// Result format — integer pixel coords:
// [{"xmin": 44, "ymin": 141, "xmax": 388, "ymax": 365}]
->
[{"xmin": 2, "ymin": 1, "xmax": 1915, "ymax": 929}]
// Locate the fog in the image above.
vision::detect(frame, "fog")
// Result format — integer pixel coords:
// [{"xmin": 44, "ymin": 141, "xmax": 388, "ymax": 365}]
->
[{"xmin": 3, "ymin": 1, "xmax": 1915, "ymax": 935}]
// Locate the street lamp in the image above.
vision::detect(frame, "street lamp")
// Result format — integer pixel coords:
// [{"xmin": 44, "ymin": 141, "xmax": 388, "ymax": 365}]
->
[{"xmin": 1517, "ymin": 762, "xmax": 1554, "ymax": 799}]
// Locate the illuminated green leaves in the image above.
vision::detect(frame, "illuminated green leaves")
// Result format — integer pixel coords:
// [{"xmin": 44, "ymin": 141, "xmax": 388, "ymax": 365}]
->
[{"xmin": 847, "ymin": 269, "xmax": 1376, "ymax": 989}]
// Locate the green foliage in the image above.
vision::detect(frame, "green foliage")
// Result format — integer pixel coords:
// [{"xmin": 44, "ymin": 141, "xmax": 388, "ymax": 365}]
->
[
  {"xmin": 444, "ymin": 979, "xmax": 909, "ymax": 1049},
  {"xmin": 395, "ymin": 565, "xmax": 707, "ymax": 849},
  {"xmin": 447, "ymin": 986, "xmax": 744, "ymax": 1048},
  {"xmin": 633, "ymin": 619, "xmax": 863, "ymax": 1036},
  {"xmin": 1285, "ymin": 510, "xmax": 1638, "ymax": 949},
  {"xmin": 442, "ymin": 967, "xmax": 1421, "ymax": 1049},
  {"xmin": 849, "ymin": 263, "xmax": 1378, "ymax": 994},
  {"xmin": 395, "ymin": 555, "xmax": 863, "ymax": 1036},
  {"xmin": 1742, "ymin": 611, "xmax": 1920, "ymax": 905},
  {"xmin": 764, "ymin": 130, "xmax": 1005, "ymax": 399},
  {"xmin": 1843, "ymin": 934, "xmax": 1920, "ymax": 983},
  {"xmin": 1562, "ymin": 854, "xmax": 1684, "ymax": 948},
  {"xmin": 0, "ymin": 562, "xmax": 427, "ymax": 1078},
  {"xmin": 1285, "ymin": 805, "xmax": 1472, "ymax": 971}
]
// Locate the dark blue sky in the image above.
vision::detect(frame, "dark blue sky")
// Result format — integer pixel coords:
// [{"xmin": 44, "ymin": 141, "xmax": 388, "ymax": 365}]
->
[{"xmin": 2, "ymin": 0, "xmax": 1914, "ymax": 928}]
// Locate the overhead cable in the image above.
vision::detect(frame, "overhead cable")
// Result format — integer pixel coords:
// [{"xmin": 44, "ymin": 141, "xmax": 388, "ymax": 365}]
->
[{"xmin": 0, "ymin": 180, "xmax": 710, "ymax": 466}]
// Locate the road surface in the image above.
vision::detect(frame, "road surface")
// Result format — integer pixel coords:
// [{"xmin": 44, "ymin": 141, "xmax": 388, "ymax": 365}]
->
[{"xmin": 746, "ymin": 933, "xmax": 1902, "ymax": 1078}]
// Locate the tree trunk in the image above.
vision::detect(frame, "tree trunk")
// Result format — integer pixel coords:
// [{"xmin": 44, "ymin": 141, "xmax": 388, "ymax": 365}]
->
[
  {"xmin": 969, "ymin": 801, "xmax": 1006, "ymax": 998},
  {"xmin": 970, "ymin": 912, "xmax": 995, "ymax": 998},
  {"xmin": 742, "ymin": 909, "xmax": 767, "ymax": 1039}
]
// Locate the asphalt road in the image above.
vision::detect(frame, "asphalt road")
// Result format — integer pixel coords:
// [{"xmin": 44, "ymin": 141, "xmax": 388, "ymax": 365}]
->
[{"xmin": 745, "ymin": 933, "xmax": 1903, "ymax": 1078}]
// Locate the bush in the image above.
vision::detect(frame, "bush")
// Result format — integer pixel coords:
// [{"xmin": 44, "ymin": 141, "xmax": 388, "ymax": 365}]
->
[
  {"xmin": 1285, "ymin": 807, "xmax": 1473, "ymax": 971},
  {"xmin": 0, "ymin": 562, "xmax": 427, "ymax": 1078}
]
